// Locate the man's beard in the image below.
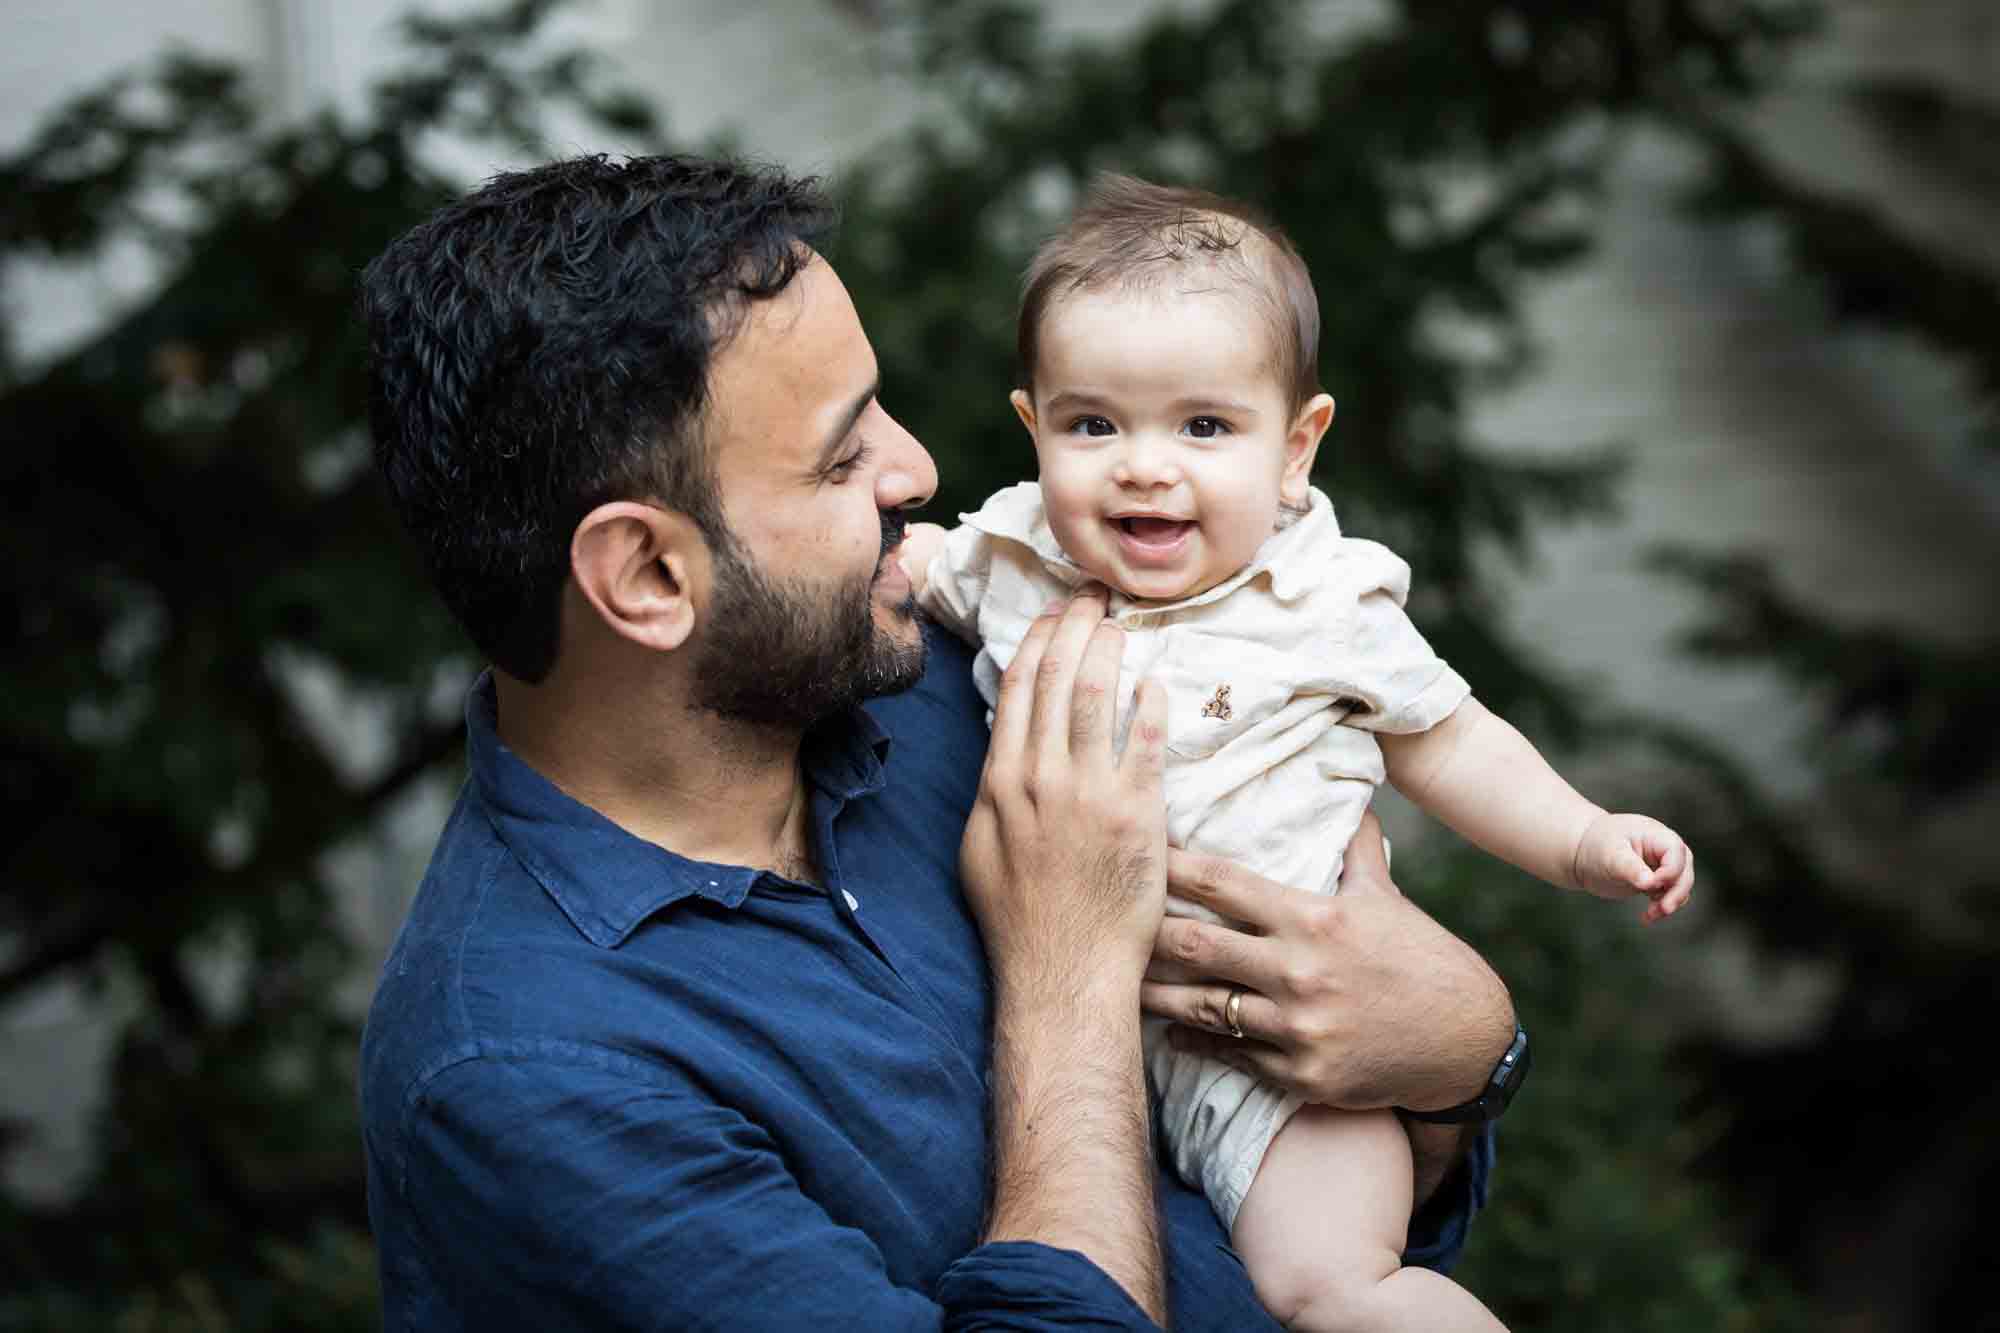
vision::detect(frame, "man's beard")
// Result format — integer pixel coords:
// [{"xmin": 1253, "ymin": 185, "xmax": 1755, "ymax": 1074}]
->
[{"xmin": 691, "ymin": 509, "xmax": 927, "ymax": 729}]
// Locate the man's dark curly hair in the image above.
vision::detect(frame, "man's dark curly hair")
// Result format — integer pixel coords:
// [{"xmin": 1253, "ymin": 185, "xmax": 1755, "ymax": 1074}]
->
[{"xmin": 361, "ymin": 154, "xmax": 836, "ymax": 683}]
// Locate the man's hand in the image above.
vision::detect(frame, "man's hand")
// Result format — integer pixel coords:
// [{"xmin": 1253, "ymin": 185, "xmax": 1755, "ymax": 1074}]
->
[
  {"xmin": 961, "ymin": 589, "xmax": 1170, "ymax": 995},
  {"xmin": 1571, "ymin": 812, "xmax": 1694, "ymax": 925},
  {"xmin": 1140, "ymin": 812, "xmax": 1514, "ymax": 1115},
  {"xmin": 961, "ymin": 589, "xmax": 1170, "ymax": 1323}
]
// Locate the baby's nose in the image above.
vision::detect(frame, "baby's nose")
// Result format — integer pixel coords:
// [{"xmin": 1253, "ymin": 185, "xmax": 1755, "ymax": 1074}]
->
[{"xmin": 1116, "ymin": 436, "xmax": 1182, "ymax": 487}]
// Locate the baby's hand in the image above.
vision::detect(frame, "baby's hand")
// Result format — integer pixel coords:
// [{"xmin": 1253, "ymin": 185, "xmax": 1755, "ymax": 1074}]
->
[
  {"xmin": 897, "ymin": 521, "xmax": 949, "ymax": 599},
  {"xmin": 1572, "ymin": 813, "xmax": 1694, "ymax": 926}
]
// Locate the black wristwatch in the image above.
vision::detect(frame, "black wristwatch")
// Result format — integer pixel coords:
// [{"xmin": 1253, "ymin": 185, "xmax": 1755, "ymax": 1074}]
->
[{"xmin": 1400, "ymin": 1023, "xmax": 1530, "ymax": 1125}]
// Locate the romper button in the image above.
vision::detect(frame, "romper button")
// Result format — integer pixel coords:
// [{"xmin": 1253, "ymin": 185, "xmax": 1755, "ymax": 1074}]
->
[{"xmin": 842, "ymin": 890, "xmax": 860, "ymax": 912}]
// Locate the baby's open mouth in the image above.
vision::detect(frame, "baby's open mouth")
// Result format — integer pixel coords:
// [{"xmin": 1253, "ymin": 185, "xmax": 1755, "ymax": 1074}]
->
[{"xmin": 1116, "ymin": 516, "xmax": 1193, "ymax": 543}]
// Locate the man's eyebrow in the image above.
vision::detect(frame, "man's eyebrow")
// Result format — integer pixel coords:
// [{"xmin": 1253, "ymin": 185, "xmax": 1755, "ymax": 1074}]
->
[{"xmin": 814, "ymin": 377, "xmax": 881, "ymax": 472}]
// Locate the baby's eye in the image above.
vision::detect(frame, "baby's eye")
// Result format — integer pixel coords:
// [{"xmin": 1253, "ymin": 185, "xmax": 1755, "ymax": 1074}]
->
[
  {"xmin": 1067, "ymin": 415, "xmax": 1116, "ymax": 437},
  {"xmin": 1185, "ymin": 416, "xmax": 1229, "ymax": 439}
]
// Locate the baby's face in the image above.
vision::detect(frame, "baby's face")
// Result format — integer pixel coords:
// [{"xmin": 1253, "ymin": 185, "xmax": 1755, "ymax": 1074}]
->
[{"xmin": 1016, "ymin": 284, "xmax": 1320, "ymax": 603}]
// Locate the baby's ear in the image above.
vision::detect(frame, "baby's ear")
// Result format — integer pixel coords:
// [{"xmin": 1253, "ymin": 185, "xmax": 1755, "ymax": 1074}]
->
[
  {"xmin": 1009, "ymin": 388, "xmax": 1039, "ymax": 436},
  {"xmin": 1282, "ymin": 394, "xmax": 1335, "ymax": 505}
]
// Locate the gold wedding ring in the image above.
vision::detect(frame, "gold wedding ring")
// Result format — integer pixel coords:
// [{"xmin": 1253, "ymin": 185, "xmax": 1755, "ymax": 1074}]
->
[{"xmin": 1225, "ymin": 987, "xmax": 1245, "ymax": 1040}]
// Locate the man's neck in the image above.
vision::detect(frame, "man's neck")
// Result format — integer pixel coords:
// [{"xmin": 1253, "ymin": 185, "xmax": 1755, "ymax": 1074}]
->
[{"xmin": 493, "ymin": 669, "xmax": 819, "ymax": 882}]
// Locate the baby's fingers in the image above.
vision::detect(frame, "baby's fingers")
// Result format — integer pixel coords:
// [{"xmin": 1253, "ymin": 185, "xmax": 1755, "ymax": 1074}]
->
[
  {"xmin": 1641, "ymin": 852, "xmax": 1696, "ymax": 926},
  {"xmin": 1608, "ymin": 842, "xmax": 1654, "ymax": 891},
  {"xmin": 1641, "ymin": 833, "xmax": 1689, "ymax": 891}
]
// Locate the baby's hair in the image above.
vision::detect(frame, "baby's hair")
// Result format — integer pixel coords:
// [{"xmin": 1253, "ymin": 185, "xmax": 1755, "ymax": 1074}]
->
[{"xmin": 1016, "ymin": 174, "xmax": 1322, "ymax": 412}]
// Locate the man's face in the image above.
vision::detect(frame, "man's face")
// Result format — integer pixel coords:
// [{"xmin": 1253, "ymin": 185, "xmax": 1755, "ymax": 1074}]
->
[{"xmin": 692, "ymin": 256, "xmax": 939, "ymax": 727}]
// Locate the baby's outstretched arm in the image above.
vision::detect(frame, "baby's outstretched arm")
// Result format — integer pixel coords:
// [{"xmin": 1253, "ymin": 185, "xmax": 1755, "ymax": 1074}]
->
[{"xmin": 1379, "ymin": 699, "xmax": 1694, "ymax": 923}]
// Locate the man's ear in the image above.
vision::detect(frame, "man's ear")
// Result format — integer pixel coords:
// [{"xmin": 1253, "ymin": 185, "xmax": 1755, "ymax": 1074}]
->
[
  {"xmin": 1009, "ymin": 388, "xmax": 1039, "ymax": 437},
  {"xmin": 570, "ymin": 501, "xmax": 709, "ymax": 654},
  {"xmin": 1281, "ymin": 394, "xmax": 1335, "ymax": 507}
]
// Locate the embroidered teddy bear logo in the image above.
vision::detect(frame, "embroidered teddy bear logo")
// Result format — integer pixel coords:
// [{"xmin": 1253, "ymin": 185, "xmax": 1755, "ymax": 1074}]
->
[{"xmin": 1201, "ymin": 684, "xmax": 1233, "ymax": 721}]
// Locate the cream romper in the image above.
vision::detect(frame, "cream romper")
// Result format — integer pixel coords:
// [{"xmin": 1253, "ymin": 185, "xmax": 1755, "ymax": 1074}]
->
[{"xmin": 921, "ymin": 482, "xmax": 1469, "ymax": 1228}]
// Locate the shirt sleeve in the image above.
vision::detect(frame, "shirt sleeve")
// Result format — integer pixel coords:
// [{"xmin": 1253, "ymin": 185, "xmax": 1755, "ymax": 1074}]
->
[
  {"xmin": 391, "ymin": 1050, "xmax": 1162, "ymax": 1331},
  {"xmin": 917, "ymin": 522, "xmax": 995, "ymax": 648},
  {"xmin": 1320, "ymin": 539, "xmax": 1470, "ymax": 735}
]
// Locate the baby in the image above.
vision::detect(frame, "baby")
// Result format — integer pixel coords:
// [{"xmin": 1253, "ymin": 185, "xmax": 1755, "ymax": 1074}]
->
[{"xmin": 901, "ymin": 175, "xmax": 1692, "ymax": 1331}]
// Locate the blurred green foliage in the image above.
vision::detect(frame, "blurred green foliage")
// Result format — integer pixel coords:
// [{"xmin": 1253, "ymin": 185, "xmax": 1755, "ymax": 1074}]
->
[
  {"xmin": 2, "ymin": 0, "xmax": 1992, "ymax": 1328},
  {"xmin": 1, "ymin": 3, "xmax": 643, "ymax": 1324},
  {"xmin": 1416, "ymin": 844, "xmax": 1808, "ymax": 1333}
]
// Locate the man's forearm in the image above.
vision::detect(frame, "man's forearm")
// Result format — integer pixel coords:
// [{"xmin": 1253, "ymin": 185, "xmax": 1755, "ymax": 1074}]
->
[
  {"xmin": 1376, "ymin": 907, "xmax": 1517, "ymax": 1116},
  {"xmin": 1404, "ymin": 1120, "xmax": 1480, "ymax": 1209},
  {"xmin": 984, "ymin": 984, "xmax": 1164, "ymax": 1324},
  {"xmin": 960, "ymin": 591, "xmax": 1171, "ymax": 1323}
]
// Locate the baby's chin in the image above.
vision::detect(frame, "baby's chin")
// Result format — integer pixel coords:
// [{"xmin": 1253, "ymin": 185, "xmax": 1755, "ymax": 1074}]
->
[{"xmin": 1088, "ymin": 566, "xmax": 1214, "ymax": 604}]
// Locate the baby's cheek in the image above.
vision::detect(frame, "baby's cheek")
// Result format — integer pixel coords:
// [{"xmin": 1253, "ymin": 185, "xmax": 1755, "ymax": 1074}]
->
[
  {"xmin": 1201, "ymin": 482, "xmax": 1276, "ymax": 545},
  {"xmin": 1043, "ymin": 499, "xmax": 1099, "ymax": 561},
  {"xmin": 1041, "ymin": 477, "xmax": 1089, "ymax": 527}
]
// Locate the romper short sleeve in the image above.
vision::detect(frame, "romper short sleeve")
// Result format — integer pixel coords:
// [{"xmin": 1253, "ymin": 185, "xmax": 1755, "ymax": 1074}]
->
[{"xmin": 1320, "ymin": 538, "xmax": 1471, "ymax": 735}]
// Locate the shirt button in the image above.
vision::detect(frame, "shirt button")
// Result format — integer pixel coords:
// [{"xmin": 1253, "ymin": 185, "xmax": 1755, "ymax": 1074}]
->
[{"xmin": 842, "ymin": 890, "xmax": 860, "ymax": 912}]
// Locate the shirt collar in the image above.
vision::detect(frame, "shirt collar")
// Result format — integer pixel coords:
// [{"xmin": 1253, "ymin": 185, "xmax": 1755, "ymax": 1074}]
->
[
  {"xmin": 960, "ymin": 481, "xmax": 1082, "ymax": 578},
  {"xmin": 960, "ymin": 481, "xmax": 1342, "ymax": 610},
  {"xmin": 465, "ymin": 673, "xmax": 891, "ymax": 948}
]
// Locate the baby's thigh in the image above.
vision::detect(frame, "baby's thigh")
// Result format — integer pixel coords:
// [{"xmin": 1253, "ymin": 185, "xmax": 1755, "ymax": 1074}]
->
[{"xmin": 1232, "ymin": 1104, "xmax": 1414, "ymax": 1276}]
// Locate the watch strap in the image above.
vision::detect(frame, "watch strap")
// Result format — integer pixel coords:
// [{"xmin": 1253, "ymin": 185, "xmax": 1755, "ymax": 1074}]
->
[{"xmin": 1400, "ymin": 1022, "xmax": 1530, "ymax": 1125}]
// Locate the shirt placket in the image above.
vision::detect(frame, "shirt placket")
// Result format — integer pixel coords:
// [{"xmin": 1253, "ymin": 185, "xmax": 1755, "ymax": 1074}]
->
[{"xmin": 812, "ymin": 790, "xmax": 989, "ymax": 1074}]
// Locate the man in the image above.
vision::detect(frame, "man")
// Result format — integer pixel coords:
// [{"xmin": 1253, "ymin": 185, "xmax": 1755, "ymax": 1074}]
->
[{"xmin": 358, "ymin": 154, "xmax": 1516, "ymax": 1329}]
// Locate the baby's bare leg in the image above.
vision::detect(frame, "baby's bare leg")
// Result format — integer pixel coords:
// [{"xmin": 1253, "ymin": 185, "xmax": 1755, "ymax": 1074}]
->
[{"xmin": 1231, "ymin": 1105, "xmax": 1507, "ymax": 1332}]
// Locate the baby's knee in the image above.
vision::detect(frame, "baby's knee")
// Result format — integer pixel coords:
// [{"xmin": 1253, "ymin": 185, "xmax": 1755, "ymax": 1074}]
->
[{"xmin": 1250, "ymin": 1247, "xmax": 1399, "ymax": 1331}]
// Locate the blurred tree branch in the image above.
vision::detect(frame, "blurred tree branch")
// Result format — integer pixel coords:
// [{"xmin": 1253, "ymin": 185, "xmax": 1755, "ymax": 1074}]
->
[{"xmin": 1681, "ymin": 108, "xmax": 2000, "ymax": 454}]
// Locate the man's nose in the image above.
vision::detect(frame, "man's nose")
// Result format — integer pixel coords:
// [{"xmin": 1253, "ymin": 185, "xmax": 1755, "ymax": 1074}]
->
[{"xmin": 874, "ymin": 404, "xmax": 938, "ymax": 510}]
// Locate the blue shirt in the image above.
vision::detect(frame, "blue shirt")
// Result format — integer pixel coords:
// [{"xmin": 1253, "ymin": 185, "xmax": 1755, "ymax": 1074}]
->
[{"xmin": 361, "ymin": 627, "xmax": 1488, "ymax": 1330}]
